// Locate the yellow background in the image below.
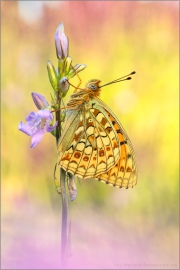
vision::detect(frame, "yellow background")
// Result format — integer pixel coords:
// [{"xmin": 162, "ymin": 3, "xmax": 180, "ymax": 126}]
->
[{"xmin": 1, "ymin": 1, "xmax": 179, "ymax": 269}]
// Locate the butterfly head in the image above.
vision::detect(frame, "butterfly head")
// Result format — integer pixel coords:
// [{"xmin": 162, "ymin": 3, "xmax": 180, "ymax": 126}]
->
[{"xmin": 85, "ymin": 79, "xmax": 101, "ymax": 92}]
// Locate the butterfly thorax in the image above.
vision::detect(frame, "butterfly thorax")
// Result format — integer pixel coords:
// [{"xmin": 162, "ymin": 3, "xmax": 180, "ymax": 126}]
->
[{"xmin": 66, "ymin": 79, "xmax": 101, "ymax": 109}]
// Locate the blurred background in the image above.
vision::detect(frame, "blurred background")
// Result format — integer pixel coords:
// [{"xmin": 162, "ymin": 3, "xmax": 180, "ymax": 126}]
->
[{"xmin": 1, "ymin": 1, "xmax": 179, "ymax": 269}]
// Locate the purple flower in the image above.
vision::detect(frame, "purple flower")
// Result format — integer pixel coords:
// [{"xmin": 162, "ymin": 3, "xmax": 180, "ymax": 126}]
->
[
  {"xmin": 55, "ymin": 22, "xmax": 69, "ymax": 59},
  {"xmin": 31, "ymin": 92, "xmax": 49, "ymax": 110},
  {"xmin": 18, "ymin": 110, "xmax": 58, "ymax": 148}
]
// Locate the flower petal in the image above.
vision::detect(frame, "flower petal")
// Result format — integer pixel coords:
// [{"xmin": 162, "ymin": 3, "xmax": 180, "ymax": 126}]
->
[
  {"xmin": 46, "ymin": 121, "xmax": 58, "ymax": 132},
  {"xmin": 18, "ymin": 121, "xmax": 32, "ymax": 136},
  {"xmin": 37, "ymin": 109, "xmax": 53, "ymax": 120},
  {"xmin": 26, "ymin": 112, "xmax": 36, "ymax": 122},
  {"xmin": 30, "ymin": 129, "xmax": 45, "ymax": 148}
]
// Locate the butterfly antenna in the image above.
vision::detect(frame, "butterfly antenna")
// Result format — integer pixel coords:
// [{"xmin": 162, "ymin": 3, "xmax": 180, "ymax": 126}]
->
[{"xmin": 100, "ymin": 71, "xmax": 136, "ymax": 88}]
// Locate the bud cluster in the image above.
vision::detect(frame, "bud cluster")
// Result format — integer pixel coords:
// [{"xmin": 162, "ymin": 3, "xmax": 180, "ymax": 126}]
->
[{"xmin": 46, "ymin": 22, "xmax": 86, "ymax": 97}]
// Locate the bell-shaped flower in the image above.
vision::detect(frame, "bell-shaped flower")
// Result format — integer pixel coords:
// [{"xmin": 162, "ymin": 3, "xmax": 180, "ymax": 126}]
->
[
  {"xmin": 55, "ymin": 22, "xmax": 69, "ymax": 59},
  {"xmin": 18, "ymin": 109, "xmax": 58, "ymax": 148}
]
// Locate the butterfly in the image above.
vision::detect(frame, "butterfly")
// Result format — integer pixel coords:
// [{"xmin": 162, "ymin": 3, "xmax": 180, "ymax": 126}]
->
[{"xmin": 57, "ymin": 72, "xmax": 137, "ymax": 189}]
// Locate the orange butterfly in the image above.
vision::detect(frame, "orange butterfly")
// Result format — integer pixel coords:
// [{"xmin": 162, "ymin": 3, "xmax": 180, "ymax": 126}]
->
[{"xmin": 57, "ymin": 72, "xmax": 137, "ymax": 188}]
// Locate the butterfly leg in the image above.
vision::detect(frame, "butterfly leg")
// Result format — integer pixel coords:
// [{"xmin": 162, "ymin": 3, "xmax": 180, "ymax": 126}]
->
[{"xmin": 70, "ymin": 64, "xmax": 82, "ymax": 93}]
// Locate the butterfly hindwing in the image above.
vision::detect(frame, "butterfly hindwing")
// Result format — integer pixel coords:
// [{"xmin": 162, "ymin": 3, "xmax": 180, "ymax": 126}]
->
[
  {"xmin": 58, "ymin": 100, "xmax": 121, "ymax": 178},
  {"xmin": 58, "ymin": 98, "xmax": 137, "ymax": 188}
]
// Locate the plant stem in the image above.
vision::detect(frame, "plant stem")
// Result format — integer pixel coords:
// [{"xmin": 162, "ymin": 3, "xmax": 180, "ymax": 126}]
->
[
  {"xmin": 55, "ymin": 91, "xmax": 61, "ymax": 144},
  {"xmin": 60, "ymin": 168, "xmax": 68, "ymax": 268},
  {"xmin": 55, "ymin": 90, "xmax": 69, "ymax": 268}
]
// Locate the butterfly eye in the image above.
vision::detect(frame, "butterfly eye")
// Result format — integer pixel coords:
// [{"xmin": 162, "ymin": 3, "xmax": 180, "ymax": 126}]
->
[{"xmin": 89, "ymin": 84, "xmax": 97, "ymax": 91}]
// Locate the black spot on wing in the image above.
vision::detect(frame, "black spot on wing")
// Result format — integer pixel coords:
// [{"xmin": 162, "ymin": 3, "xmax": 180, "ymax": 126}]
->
[
  {"xmin": 117, "ymin": 130, "xmax": 123, "ymax": 134},
  {"xmin": 120, "ymin": 140, "xmax": 127, "ymax": 146}
]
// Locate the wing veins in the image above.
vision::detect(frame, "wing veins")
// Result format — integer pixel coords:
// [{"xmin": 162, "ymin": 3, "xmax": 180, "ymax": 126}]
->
[
  {"xmin": 73, "ymin": 110, "xmax": 88, "ymax": 176},
  {"xmin": 89, "ymin": 110, "xmax": 117, "ymax": 167},
  {"xmin": 92, "ymin": 111, "xmax": 108, "ymax": 174}
]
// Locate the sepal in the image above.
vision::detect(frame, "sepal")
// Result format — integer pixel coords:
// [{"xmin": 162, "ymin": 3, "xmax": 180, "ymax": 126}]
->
[
  {"xmin": 67, "ymin": 64, "xmax": 87, "ymax": 79},
  {"xmin": 64, "ymin": 56, "xmax": 72, "ymax": 74},
  {"xmin": 47, "ymin": 60, "xmax": 58, "ymax": 91}
]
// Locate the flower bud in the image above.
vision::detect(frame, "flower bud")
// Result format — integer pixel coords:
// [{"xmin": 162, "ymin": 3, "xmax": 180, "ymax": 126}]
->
[
  {"xmin": 47, "ymin": 60, "xmax": 58, "ymax": 91},
  {"xmin": 59, "ymin": 77, "xmax": 69, "ymax": 92},
  {"xmin": 55, "ymin": 22, "xmax": 69, "ymax": 60},
  {"xmin": 31, "ymin": 92, "xmax": 49, "ymax": 109},
  {"xmin": 68, "ymin": 174, "xmax": 77, "ymax": 201}
]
